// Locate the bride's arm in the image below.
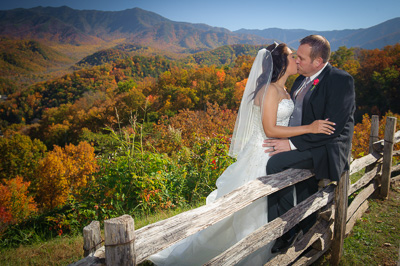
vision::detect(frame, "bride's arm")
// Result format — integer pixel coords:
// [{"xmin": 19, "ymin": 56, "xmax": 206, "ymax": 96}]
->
[{"xmin": 261, "ymin": 88, "xmax": 335, "ymax": 138}]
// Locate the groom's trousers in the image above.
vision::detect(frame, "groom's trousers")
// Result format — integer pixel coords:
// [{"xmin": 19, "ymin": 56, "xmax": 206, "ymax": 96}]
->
[{"xmin": 266, "ymin": 149, "xmax": 318, "ymax": 234}]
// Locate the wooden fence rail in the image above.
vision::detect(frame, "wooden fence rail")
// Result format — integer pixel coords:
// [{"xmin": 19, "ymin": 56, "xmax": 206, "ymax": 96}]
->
[{"xmin": 72, "ymin": 115, "xmax": 399, "ymax": 266}]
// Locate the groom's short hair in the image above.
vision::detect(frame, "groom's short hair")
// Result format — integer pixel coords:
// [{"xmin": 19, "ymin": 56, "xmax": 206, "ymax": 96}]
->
[{"xmin": 300, "ymin": 35, "xmax": 331, "ymax": 63}]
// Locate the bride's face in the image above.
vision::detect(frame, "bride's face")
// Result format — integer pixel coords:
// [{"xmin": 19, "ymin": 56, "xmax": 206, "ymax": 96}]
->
[{"xmin": 286, "ymin": 48, "xmax": 298, "ymax": 76}]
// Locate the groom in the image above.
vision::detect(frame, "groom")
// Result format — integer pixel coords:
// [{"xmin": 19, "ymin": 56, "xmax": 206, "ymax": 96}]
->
[{"xmin": 263, "ymin": 35, "xmax": 355, "ymax": 252}]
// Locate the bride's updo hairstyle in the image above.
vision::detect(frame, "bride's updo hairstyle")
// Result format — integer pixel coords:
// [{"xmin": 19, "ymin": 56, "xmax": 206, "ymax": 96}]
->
[
  {"xmin": 252, "ymin": 43, "xmax": 289, "ymax": 99},
  {"xmin": 267, "ymin": 43, "xmax": 289, "ymax": 83}
]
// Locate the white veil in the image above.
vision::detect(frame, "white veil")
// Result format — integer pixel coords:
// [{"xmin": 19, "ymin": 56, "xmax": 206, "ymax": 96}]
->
[{"xmin": 228, "ymin": 47, "xmax": 274, "ymax": 157}]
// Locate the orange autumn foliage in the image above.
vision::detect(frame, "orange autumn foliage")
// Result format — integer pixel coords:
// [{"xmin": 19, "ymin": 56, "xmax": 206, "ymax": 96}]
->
[
  {"xmin": 151, "ymin": 102, "xmax": 237, "ymax": 154},
  {"xmin": 0, "ymin": 176, "xmax": 37, "ymax": 233},
  {"xmin": 233, "ymin": 78, "xmax": 247, "ymax": 107},
  {"xmin": 216, "ymin": 69, "xmax": 226, "ymax": 87},
  {"xmin": 35, "ymin": 142, "xmax": 98, "ymax": 209}
]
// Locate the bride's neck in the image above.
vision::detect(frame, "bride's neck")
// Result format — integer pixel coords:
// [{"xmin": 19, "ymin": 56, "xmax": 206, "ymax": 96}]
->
[{"xmin": 275, "ymin": 76, "xmax": 288, "ymax": 88}]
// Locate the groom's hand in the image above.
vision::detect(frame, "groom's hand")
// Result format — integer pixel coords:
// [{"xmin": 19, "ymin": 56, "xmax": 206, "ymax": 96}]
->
[{"xmin": 263, "ymin": 139, "xmax": 291, "ymax": 156}]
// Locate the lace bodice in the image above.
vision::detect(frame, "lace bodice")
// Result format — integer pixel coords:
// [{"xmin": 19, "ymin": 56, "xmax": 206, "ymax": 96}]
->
[{"xmin": 252, "ymin": 98, "xmax": 294, "ymax": 139}]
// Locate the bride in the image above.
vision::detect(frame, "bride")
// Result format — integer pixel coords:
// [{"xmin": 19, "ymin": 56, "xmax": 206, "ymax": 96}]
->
[{"xmin": 149, "ymin": 43, "xmax": 335, "ymax": 265}]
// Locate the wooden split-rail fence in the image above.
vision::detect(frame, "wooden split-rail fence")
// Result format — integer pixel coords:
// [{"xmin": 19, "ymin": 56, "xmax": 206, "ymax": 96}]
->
[{"xmin": 72, "ymin": 115, "xmax": 400, "ymax": 266}]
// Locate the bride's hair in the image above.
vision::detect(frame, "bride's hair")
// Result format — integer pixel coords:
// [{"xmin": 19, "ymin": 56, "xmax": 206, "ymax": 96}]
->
[{"xmin": 252, "ymin": 43, "xmax": 289, "ymax": 99}]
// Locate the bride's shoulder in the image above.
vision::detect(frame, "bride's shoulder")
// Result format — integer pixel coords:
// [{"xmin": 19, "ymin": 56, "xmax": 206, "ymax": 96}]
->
[
  {"xmin": 255, "ymin": 83, "xmax": 281, "ymax": 106},
  {"xmin": 268, "ymin": 83, "xmax": 279, "ymax": 91},
  {"xmin": 264, "ymin": 84, "xmax": 281, "ymax": 100}
]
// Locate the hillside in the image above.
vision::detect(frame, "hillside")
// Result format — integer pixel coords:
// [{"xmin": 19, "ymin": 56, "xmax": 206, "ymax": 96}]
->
[
  {"xmin": 0, "ymin": 6, "xmax": 271, "ymax": 54},
  {"xmin": 75, "ymin": 43, "xmax": 264, "ymax": 70},
  {"xmin": 0, "ymin": 38, "xmax": 74, "ymax": 94},
  {"xmin": 0, "ymin": 38, "xmax": 71, "ymax": 72},
  {"xmin": 0, "ymin": 7, "xmax": 103, "ymax": 45},
  {"xmin": 73, "ymin": 43, "xmax": 189, "ymax": 69},
  {"xmin": 183, "ymin": 44, "xmax": 264, "ymax": 66},
  {"xmin": 235, "ymin": 17, "xmax": 400, "ymax": 50}
]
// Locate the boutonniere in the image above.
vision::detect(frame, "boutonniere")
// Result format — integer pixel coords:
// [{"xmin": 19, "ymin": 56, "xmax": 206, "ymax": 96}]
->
[{"xmin": 310, "ymin": 78, "xmax": 320, "ymax": 91}]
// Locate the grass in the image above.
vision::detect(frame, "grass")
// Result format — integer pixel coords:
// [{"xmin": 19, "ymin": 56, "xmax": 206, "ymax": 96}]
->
[
  {"xmin": 314, "ymin": 183, "xmax": 400, "ymax": 265},
  {"xmin": 0, "ymin": 184, "xmax": 398, "ymax": 265},
  {"xmin": 342, "ymin": 187, "xmax": 400, "ymax": 265},
  {"xmin": 0, "ymin": 236, "xmax": 83, "ymax": 266}
]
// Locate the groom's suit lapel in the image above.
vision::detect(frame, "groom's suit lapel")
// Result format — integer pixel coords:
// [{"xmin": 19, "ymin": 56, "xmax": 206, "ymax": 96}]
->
[
  {"xmin": 290, "ymin": 76, "xmax": 306, "ymax": 101},
  {"xmin": 303, "ymin": 63, "xmax": 332, "ymax": 110}
]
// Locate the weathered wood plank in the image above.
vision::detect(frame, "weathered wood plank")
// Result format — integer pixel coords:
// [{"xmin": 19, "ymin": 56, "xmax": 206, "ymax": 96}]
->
[
  {"xmin": 319, "ymin": 203, "xmax": 335, "ymax": 222},
  {"xmin": 390, "ymin": 163, "xmax": 400, "ymax": 184},
  {"xmin": 391, "ymin": 175, "xmax": 400, "ymax": 184},
  {"xmin": 349, "ymin": 165, "xmax": 380, "ymax": 195},
  {"xmin": 134, "ymin": 168, "xmax": 314, "ymax": 263},
  {"xmin": 291, "ymin": 248, "xmax": 321, "ymax": 266},
  {"xmin": 373, "ymin": 130, "xmax": 400, "ymax": 151},
  {"xmin": 395, "ymin": 130, "xmax": 400, "ymax": 144},
  {"xmin": 347, "ymin": 182, "xmax": 376, "ymax": 221},
  {"xmin": 331, "ymin": 170, "xmax": 349, "ymax": 266},
  {"xmin": 380, "ymin": 117, "xmax": 397, "ymax": 199},
  {"xmin": 291, "ymin": 225, "xmax": 333, "ymax": 266},
  {"xmin": 266, "ymin": 218, "xmax": 333, "ymax": 265},
  {"xmin": 104, "ymin": 215, "xmax": 135, "ymax": 266},
  {"xmin": 313, "ymin": 204, "xmax": 334, "ymax": 251},
  {"xmin": 346, "ymin": 200, "xmax": 369, "ymax": 236},
  {"xmin": 392, "ymin": 163, "xmax": 400, "ymax": 172},
  {"xmin": 312, "ymin": 235, "xmax": 326, "ymax": 251},
  {"xmin": 349, "ymin": 152, "xmax": 382, "ymax": 176},
  {"xmin": 205, "ymin": 185, "xmax": 335, "ymax": 266}
]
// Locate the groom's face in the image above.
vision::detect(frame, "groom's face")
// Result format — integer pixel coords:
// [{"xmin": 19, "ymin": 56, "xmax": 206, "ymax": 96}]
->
[{"xmin": 296, "ymin": 44, "xmax": 320, "ymax": 77}]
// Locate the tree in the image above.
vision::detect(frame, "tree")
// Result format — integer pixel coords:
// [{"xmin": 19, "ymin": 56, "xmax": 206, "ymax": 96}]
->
[
  {"xmin": 233, "ymin": 79, "xmax": 247, "ymax": 107},
  {"xmin": 152, "ymin": 102, "xmax": 236, "ymax": 154},
  {"xmin": 35, "ymin": 142, "xmax": 98, "ymax": 209},
  {"xmin": 0, "ymin": 176, "xmax": 37, "ymax": 232},
  {"xmin": 0, "ymin": 133, "xmax": 47, "ymax": 182}
]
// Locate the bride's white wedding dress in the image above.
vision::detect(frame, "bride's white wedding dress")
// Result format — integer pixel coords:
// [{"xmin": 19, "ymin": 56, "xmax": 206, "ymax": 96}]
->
[{"xmin": 149, "ymin": 99, "xmax": 294, "ymax": 266}]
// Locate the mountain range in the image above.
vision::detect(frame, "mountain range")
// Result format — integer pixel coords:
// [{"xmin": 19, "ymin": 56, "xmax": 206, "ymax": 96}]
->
[{"xmin": 1, "ymin": 6, "xmax": 399, "ymax": 55}]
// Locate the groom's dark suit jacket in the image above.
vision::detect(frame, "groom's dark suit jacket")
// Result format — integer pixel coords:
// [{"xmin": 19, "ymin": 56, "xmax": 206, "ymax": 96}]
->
[{"xmin": 289, "ymin": 63, "xmax": 355, "ymax": 181}]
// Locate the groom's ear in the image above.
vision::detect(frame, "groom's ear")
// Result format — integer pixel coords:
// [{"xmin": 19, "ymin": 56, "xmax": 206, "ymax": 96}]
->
[{"xmin": 312, "ymin": 57, "xmax": 324, "ymax": 68}]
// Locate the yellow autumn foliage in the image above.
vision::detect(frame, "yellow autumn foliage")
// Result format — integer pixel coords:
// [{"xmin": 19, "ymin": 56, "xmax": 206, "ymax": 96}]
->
[{"xmin": 35, "ymin": 141, "xmax": 98, "ymax": 209}]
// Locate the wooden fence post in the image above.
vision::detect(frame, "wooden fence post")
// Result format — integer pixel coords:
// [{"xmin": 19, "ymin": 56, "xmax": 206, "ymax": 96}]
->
[
  {"xmin": 369, "ymin": 115, "xmax": 380, "ymax": 154},
  {"xmin": 365, "ymin": 115, "xmax": 380, "ymax": 191},
  {"xmin": 104, "ymin": 215, "xmax": 136, "ymax": 266},
  {"xmin": 83, "ymin": 221, "xmax": 102, "ymax": 257},
  {"xmin": 380, "ymin": 117, "xmax": 397, "ymax": 199},
  {"xmin": 331, "ymin": 170, "xmax": 349, "ymax": 265}
]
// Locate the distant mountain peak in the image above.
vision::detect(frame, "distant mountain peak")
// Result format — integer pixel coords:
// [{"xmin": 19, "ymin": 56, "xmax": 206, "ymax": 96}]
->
[{"xmin": 0, "ymin": 6, "xmax": 398, "ymax": 52}]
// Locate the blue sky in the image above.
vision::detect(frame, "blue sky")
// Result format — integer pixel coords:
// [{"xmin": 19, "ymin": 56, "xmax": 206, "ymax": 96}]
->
[{"xmin": 0, "ymin": 0, "xmax": 399, "ymax": 31}]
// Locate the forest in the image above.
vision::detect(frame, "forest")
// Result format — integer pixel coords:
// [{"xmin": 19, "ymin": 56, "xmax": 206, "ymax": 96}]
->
[{"xmin": 0, "ymin": 42, "xmax": 400, "ymax": 248}]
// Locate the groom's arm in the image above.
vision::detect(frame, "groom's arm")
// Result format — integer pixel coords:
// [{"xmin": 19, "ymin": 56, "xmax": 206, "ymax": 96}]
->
[
  {"xmin": 290, "ymin": 71, "xmax": 355, "ymax": 151},
  {"xmin": 264, "ymin": 71, "xmax": 355, "ymax": 155}
]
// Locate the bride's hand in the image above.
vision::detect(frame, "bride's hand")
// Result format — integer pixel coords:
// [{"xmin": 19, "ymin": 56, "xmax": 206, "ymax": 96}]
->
[{"xmin": 310, "ymin": 119, "xmax": 335, "ymax": 135}]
